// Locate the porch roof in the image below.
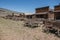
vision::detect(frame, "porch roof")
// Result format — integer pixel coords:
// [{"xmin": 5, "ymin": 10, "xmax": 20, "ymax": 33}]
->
[
  {"xmin": 54, "ymin": 10, "xmax": 60, "ymax": 12},
  {"xmin": 34, "ymin": 12, "xmax": 48, "ymax": 15}
]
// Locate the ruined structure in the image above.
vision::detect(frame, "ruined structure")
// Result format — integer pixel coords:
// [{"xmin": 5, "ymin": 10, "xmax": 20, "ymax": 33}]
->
[{"xmin": 4, "ymin": 13, "xmax": 25, "ymax": 21}]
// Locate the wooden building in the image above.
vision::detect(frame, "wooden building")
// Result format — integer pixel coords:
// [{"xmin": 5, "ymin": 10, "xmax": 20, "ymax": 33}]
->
[
  {"xmin": 36, "ymin": 6, "xmax": 49, "ymax": 13},
  {"xmin": 25, "ymin": 6, "xmax": 52, "ymax": 20},
  {"xmin": 25, "ymin": 14, "xmax": 33, "ymax": 19},
  {"xmin": 34, "ymin": 5, "xmax": 60, "ymax": 21},
  {"xmin": 33, "ymin": 6, "xmax": 50, "ymax": 21},
  {"xmin": 54, "ymin": 5, "xmax": 60, "ymax": 20},
  {"xmin": 54, "ymin": 5, "xmax": 60, "ymax": 11}
]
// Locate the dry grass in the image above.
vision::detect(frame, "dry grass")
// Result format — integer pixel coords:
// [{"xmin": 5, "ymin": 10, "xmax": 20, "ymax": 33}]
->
[{"xmin": 0, "ymin": 18, "xmax": 60, "ymax": 40}]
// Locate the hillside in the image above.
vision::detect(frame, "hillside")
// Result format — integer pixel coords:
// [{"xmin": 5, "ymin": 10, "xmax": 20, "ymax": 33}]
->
[
  {"xmin": 0, "ymin": 8, "xmax": 23, "ymax": 17},
  {"xmin": 0, "ymin": 18, "xmax": 60, "ymax": 40}
]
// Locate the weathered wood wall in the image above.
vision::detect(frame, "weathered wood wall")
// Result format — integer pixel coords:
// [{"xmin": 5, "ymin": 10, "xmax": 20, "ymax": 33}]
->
[
  {"xmin": 36, "ymin": 6, "xmax": 49, "ymax": 13},
  {"xmin": 54, "ymin": 5, "xmax": 60, "ymax": 11}
]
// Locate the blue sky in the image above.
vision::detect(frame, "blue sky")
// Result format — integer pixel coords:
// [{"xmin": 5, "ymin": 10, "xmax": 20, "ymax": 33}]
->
[{"xmin": 0, "ymin": 0, "xmax": 60, "ymax": 13}]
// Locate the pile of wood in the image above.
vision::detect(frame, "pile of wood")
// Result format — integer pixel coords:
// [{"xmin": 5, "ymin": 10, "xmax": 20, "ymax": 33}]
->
[
  {"xmin": 43, "ymin": 20, "xmax": 60, "ymax": 37},
  {"xmin": 24, "ymin": 18, "xmax": 43, "ymax": 28}
]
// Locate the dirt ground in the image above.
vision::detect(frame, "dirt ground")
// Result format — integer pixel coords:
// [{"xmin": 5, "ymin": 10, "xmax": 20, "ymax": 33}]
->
[{"xmin": 0, "ymin": 18, "xmax": 60, "ymax": 40}]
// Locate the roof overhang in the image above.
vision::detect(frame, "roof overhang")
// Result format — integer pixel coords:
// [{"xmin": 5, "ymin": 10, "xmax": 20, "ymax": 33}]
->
[
  {"xmin": 54, "ymin": 10, "xmax": 60, "ymax": 12},
  {"xmin": 34, "ymin": 12, "xmax": 48, "ymax": 15}
]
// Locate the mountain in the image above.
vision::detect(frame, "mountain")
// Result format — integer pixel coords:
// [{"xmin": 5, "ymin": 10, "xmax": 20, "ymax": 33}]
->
[{"xmin": 0, "ymin": 8, "xmax": 24, "ymax": 17}]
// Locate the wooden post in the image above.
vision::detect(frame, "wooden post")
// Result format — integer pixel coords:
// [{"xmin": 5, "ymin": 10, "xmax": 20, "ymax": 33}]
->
[{"xmin": 12, "ymin": 13, "xmax": 14, "ymax": 17}]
